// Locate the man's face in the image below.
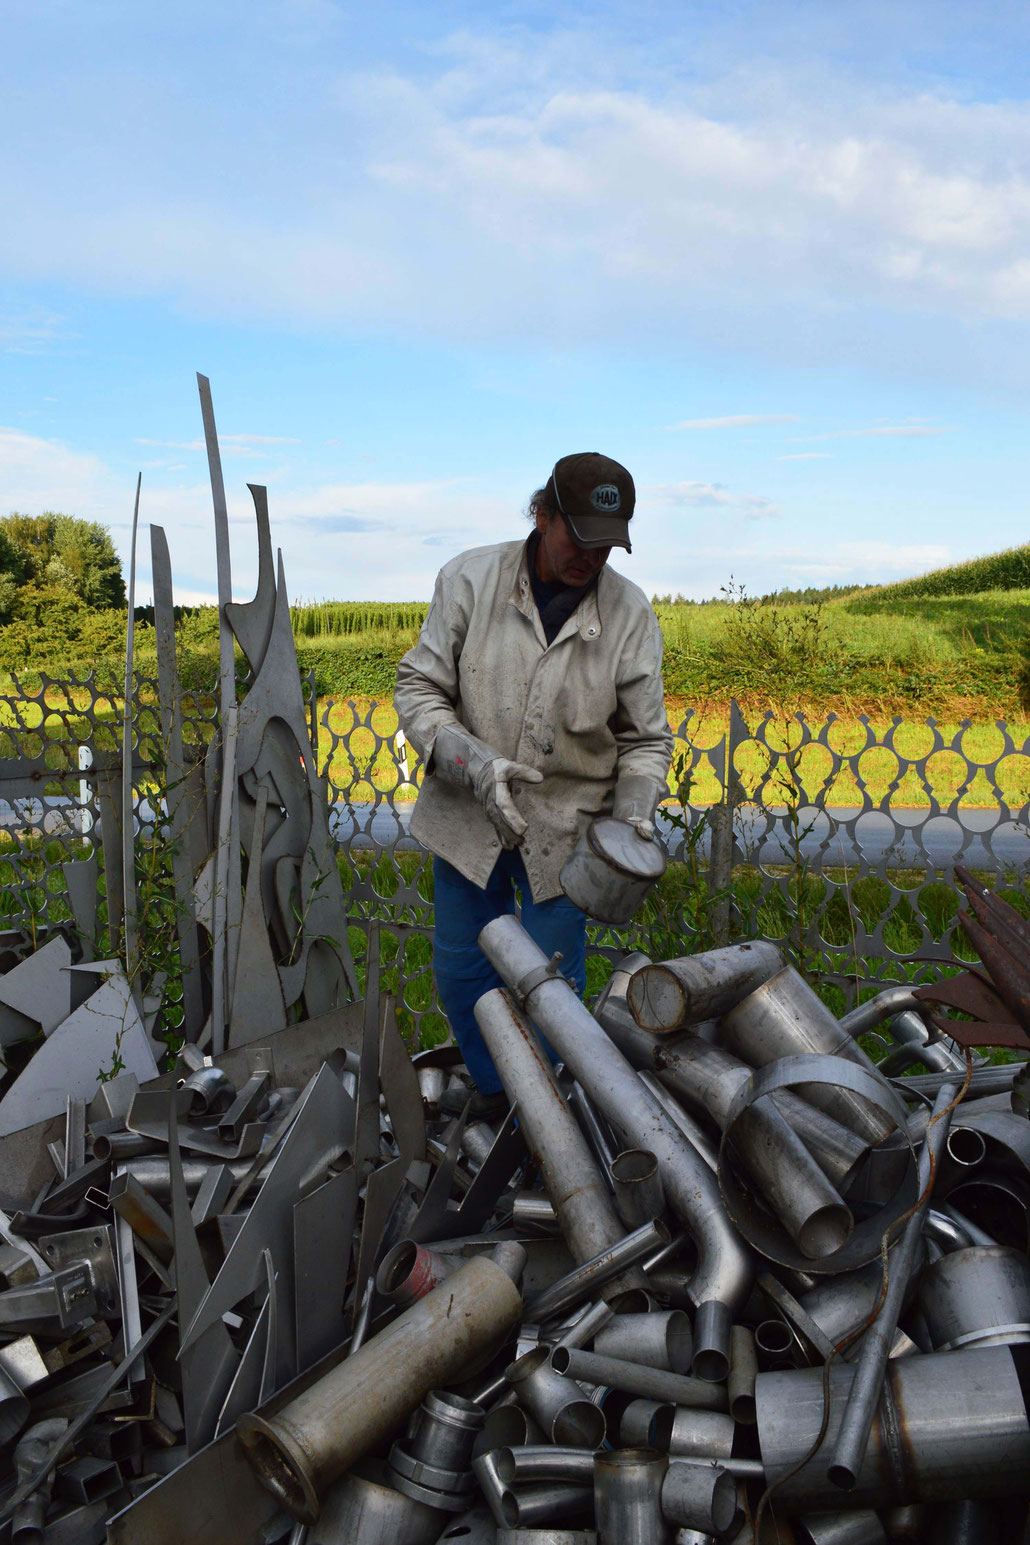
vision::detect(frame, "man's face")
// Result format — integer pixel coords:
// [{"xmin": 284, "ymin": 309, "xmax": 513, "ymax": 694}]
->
[{"xmin": 534, "ymin": 511, "xmax": 611, "ymax": 587}]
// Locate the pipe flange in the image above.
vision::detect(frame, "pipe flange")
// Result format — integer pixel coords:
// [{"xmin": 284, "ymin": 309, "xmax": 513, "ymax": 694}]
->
[
  {"xmin": 387, "ymin": 1443, "xmax": 475, "ymax": 1506},
  {"xmin": 387, "ymin": 1464, "xmax": 473, "ymax": 1512},
  {"xmin": 513, "ymin": 952, "xmax": 567, "ymax": 1009},
  {"xmin": 719, "ymin": 1054, "xmax": 917, "ymax": 1273}
]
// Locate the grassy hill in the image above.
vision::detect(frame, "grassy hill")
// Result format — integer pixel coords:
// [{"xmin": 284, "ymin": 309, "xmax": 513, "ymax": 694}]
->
[
  {"xmin": 3, "ymin": 542, "xmax": 1029, "ymax": 718},
  {"xmin": 847, "ymin": 542, "xmax": 1030, "ymax": 603}
]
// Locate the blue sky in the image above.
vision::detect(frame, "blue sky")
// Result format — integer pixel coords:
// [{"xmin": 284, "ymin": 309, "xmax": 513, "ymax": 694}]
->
[{"xmin": 2, "ymin": 0, "xmax": 1029, "ymax": 604}]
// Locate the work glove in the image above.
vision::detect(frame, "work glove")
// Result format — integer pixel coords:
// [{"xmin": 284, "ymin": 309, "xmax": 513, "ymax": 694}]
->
[
  {"xmin": 434, "ymin": 724, "xmax": 543, "ymax": 849},
  {"xmin": 612, "ymin": 773, "xmax": 665, "ymax": 842}
]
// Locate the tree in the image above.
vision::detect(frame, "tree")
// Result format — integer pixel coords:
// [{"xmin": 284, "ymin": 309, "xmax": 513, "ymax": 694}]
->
[{"xmin": 0, "ymin": 512, "xmax": 125, "ymax": 610}]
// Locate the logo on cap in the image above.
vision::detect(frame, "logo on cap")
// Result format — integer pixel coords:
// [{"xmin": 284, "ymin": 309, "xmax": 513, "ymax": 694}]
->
[{"xmin": 590, "ymin": 484, "xmax": 621, "ymax": 512}]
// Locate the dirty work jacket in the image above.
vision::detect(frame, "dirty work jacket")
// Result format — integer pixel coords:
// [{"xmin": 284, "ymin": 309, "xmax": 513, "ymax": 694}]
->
[{"xmin": 394, "ymin": 537, "xmax": 673, "ymax": 901}]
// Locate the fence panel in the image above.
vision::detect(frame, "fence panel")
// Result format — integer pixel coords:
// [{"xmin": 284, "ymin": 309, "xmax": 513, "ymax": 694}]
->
[{"xmin": 3, "ymin": 674, "xmax": 1028, "ymax": 1044}]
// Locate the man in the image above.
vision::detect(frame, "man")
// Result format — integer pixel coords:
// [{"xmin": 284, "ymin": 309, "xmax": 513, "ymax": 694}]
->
[{"xmin": 395, "ymin": 452, "xmax": 673, "ymax": 1114}]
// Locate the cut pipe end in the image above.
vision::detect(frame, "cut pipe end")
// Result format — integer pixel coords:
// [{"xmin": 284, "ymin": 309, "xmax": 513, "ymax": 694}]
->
[
  {"xmin": 827, "ymin": 1460, "xmax": 857, "ymax": 1491},
  {"xmin": 236, "ymin": 1415, "xmax": 319, "ymax": 1526},
  {"xmin": 798, "ymin": 1202, "xmax": 854, "ymax": 1262}
]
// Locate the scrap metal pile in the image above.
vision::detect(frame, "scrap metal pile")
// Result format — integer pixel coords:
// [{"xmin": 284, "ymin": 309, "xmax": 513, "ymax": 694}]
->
[{"xmin": 0, "ymin": 923, "xmax": 1029, "ymax": 1542}]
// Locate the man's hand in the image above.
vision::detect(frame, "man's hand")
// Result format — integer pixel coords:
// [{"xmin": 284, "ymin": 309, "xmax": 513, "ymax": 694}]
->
[
  {"xmin": 473, "ymin": 757, "xmax": 544, "ymax": 848},
  {"xmin": 434, "ymin": 724, "xmax": 543, "ymax": 847},
  {"xmin": 613, "ymin": 773, "xmax": 665, "ymax": 843}
]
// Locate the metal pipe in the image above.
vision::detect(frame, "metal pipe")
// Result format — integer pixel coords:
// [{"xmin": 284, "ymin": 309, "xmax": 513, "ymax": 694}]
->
[
  {"xmin": 923, "ymin": 1210, "xmax": 973, "ymax": 1253},
  {"xmin": 945, "ymin": 1126, "xmax": 987, "ymax": 1168},
  {"xmin": 500, "ymin": 1483, "xmax": 595, "ymax": 1530},
  {"xmin": 593, "ymin": 1448, "xmax": 669, "ymax": 1544},
  {"xmin": 237, "ymin": 1252, "xmax": 524, "ymax": 1524},
  {"xmin": 479, "ymin": 917, "xmax": 752, "ymax": 1379},
  {"xmin": 569, "ymin": 1083, "xmax": 618, "ymax": 1191},
  {"xmin": 636, "ymin": 1074, "xmax": 719, "ymax": 1170},
  {"xmin": 495, "ymin": 1533, "xmax": 596, "ymax": 1545},
  {"xmin": 513, "ymin": 1193, "xmax": 561, "ymax": 1233},
  {"xmin": 626, "ymin": 943, "xmax": 785, "ymax": 1030},
  {"xmin": 505, "ymin": 1347, "xmax": 607, "ymax": 1450},
  {"xmin": 475, "ymin": 990, "xmax": 642, "ymax": 1299},
  {"xmin": 829, "ymin": 1080, "xmax": 958, "ymax": 1490},
  {"xmin": 719, "ymin": 968, "xmax": 896, "ymax": 1145},
  {"xmin": 666, "ymin": 1408, "xmax": 735, "ymax": 1460},
  {"xmin": 661, "ymin": 1460, "xmax": 737, "ymax": 1536},
  {"xmin": 120, "ymin": 1154, "xmax": 262, "ymax": 1199},
  {"xmin": 757, "ymin": 1345, "xmax": 1030, "ymax": 1509},
  {"xmin": 606, "ymin": 1012, "xmax": 857, "ymax": 1257},
  {"xmin": 473, "ymin": 1404, "xmax": 544, "ymax": 1457},
  {"xmin": 618, "ymin": 1399, "xmax": 674, "ymax": 1447},
  {"xmin": 550, "ymin": 1348, "xmax": 728, "ymax": 1413},
  {"xmin": 524, "ymin": 1220, "xmax": 671, "ymax": 1324},
  {"xmin": 493, "ymin": 1447, "xmax": 595, "ymax": 1486},
  {"xmin": 886, "ymin": 1010, "xmax": 967, "ymax": 1075},
  {"xmin": 895, "ymin": 1064, "xmax": 1023, "ymax": 1099},
  {"xmin": 610, "ymin": 1150, "xmax": 665, "ymax": 1230},
  {"xmin": 376, "ymin": 1241, "xmax": 458, "ymax": 1306},
  {"xmin": 594, "ymin": 1311, "xmax": 692, "ymax": 1374},
  {"xmin": 310, "ymin": 1459, "xmax": 443, "ymax": 1545},
  {"xmin": 838, "ymin": 987, "xmax": 920, "ymax": 1038},
  {"xmin": 727, "ymin": 1325, "xmax": 757, "ymax": 1424},
  {"xmin": 917, "ymin": 1245, "xmax": 1030, "ymax": 1351}
]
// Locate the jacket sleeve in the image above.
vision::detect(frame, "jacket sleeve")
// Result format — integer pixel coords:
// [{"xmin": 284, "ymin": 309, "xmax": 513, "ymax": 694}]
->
[
  {"xmin": 394, "ymin": 566, "xmax": 470, "ymax": 767},
  {"xmin": 610, "ymin": 606, "xmax": 674, "ymax": 786}
]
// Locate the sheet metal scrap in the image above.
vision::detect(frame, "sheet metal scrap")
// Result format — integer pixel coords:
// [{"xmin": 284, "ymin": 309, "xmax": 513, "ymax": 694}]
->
[{"xmin": 913, "ymin": 865, "xmax": 1030, "ymax": 1051}]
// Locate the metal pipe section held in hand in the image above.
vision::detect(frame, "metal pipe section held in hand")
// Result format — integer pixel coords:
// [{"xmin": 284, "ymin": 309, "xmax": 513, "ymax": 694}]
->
[
  {"xmin": 475, "ymin": 988, "xmax": 643, "ymax": 1298},
  {"xmin": 237, "ymin": 1253, "xmax": 522, "ymax": 1524},
  {"xmin": 626, "ymin": 943, "xmax": 786, "ymax": 1031},
  {"xmin": 479, "ymin": 916, "xmax": 752, "ymax": 1378},
  {"xmin": 829, "ymin": 1081, "xmax": 959, "ymax": 1492}
]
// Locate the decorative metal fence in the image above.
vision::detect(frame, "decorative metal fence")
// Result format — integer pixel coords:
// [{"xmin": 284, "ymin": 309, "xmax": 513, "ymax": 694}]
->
[
  {"xmin": 3, "ymin": 672, "xmax": 1029, "ymax": 1043},
  {"xmin": 321, "ymin": 696, "xmax": 1030, "ymax": 1033}
]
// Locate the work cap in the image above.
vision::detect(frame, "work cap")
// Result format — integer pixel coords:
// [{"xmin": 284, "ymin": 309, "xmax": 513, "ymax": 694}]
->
[{"xmin": 551, "ymin": 452, "xmax": 635, "ymax": 552}]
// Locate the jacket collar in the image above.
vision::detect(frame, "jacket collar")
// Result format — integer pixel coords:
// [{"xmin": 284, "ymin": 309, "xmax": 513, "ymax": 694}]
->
[{"xmin": 511, "ymin": 538, "xmax": 604, "ymax": 645}]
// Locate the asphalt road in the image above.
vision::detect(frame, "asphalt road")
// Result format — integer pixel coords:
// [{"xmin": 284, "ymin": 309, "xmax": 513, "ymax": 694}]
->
[{"xmin": 4, "ymin": 796, "xmax": 1027, "ymax": 871}]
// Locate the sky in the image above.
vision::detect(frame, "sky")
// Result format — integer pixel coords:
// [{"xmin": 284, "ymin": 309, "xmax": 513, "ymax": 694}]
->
[{"xmin": 2, "ymin": 0, "xmax": 1030, "ymax": 605}]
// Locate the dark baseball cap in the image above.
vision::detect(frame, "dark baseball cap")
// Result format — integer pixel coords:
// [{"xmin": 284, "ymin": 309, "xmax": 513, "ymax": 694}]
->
[{"xmin": 551, "ymin": 452, "xmax": 635, "ymax": 552}]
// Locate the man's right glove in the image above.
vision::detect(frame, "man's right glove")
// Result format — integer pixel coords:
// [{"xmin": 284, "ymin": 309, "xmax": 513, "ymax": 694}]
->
[{"xmin": 434, "ymin": 724, "xmax": 543, "ymax": 849}]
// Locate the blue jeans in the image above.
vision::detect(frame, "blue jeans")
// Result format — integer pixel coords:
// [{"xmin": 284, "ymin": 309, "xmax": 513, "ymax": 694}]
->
[{"xmin": 432, "ymin": 850, "xmax": 587, "ymax": 1094}]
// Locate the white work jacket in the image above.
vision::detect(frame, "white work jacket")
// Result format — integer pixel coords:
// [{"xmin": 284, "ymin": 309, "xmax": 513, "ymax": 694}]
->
[{"xmin": 394, "ymin": 537, "xmax": 673, "ymax": 900}]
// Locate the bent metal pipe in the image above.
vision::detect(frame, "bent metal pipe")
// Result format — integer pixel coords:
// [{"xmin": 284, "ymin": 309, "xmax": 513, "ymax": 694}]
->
[{"xmin": 477, "ymin": 917, "xmax": 752, "ymax": 1381}]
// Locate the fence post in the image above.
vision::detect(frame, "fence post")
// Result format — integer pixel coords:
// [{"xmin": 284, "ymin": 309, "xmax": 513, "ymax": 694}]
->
[{"xmin": 708, "ymin": 700, "xmax": 747, "ymax": 946}]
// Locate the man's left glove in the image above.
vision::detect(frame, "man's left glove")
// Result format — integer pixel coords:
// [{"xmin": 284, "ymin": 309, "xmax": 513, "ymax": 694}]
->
[{"xmin": 613, "ymin": 773, "xmax": 665, "ymax": 842}]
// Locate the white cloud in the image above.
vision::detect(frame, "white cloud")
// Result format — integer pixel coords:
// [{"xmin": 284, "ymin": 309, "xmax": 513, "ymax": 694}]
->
[
  {"xmin": 650, "ymin": 481, "xmax": 781, "ymax": 519},
  {"xmin": 0, "ymin": 309, "xmax": 67, "ymax": 353},
  {"xmin": 0, "ymin": 426, "xmax": 118, "ymax": 518},
  {"xmin": 799, "ymin": 425, "xmax": 954, "ymax": 441},
  {"xmin": 668, "ymin": 414, "xmax": 800, "ymax": 430},
  {"xmin": 4, "ymin": 42, "xmax": 1030, "ymax": 350}
]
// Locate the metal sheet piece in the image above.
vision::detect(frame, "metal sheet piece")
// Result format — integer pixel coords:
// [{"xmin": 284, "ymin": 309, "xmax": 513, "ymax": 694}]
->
[
  {"xmin": 0, "ymin": 970, "xmax": 159, "ymax": 1138},
  {"xmin": 0, "ymin": 936, "xmax": 72, "ymax": 1035},
  {"xmin": 224, "ymin": 484, "xmax": 277, "ymax": 676},
  {"xmin": 179, "ymin": 1063, "xmax": 353, "ymax": 1361},
  {"xmin": 228, "ymin": 784, "xmax": 287, "ymax": 1048},
  {"xmin": 168, "ymin": 1102, "xmax": 239, "ymax": 1453},
  {"xmin": 293, "ymin": 1165, "xmax": 357, "ymax": 1368}
]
